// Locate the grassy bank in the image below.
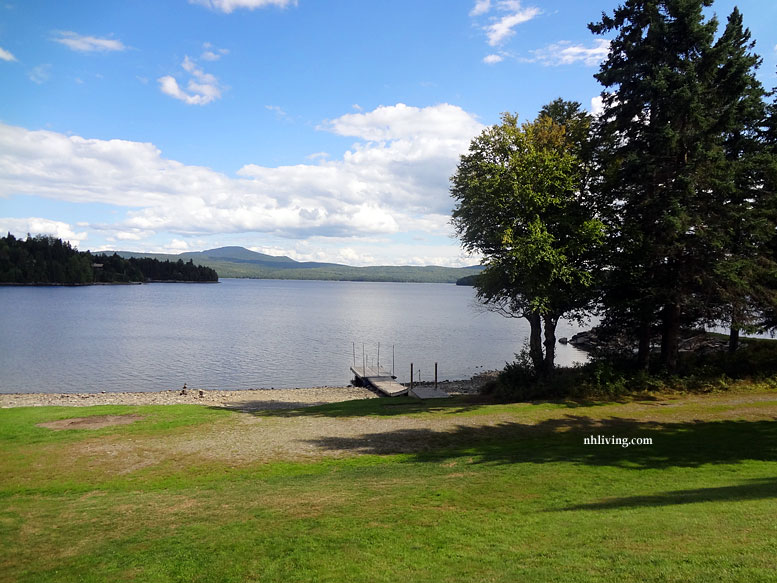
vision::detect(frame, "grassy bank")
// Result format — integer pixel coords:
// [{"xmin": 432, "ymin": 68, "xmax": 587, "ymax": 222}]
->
[{"xmin": 1, "ymin": 392, "xmax": 776, "ymax": 582}]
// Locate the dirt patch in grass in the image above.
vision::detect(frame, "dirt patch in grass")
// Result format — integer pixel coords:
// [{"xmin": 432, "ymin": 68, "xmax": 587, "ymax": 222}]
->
[{"xmin": 37, "ymin": 414, "xmax": 144, "ymax": 431}]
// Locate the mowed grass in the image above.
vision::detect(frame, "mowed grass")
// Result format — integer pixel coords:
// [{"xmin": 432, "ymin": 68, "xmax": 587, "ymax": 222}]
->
[{"xmin": 1, "ymin": 393, "xmax": 777, "ymax": 582}]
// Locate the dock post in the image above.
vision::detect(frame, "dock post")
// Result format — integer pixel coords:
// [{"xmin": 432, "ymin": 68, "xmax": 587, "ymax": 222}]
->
[
  {"xmin": 362, "ymin": 344, "xmax": 366, "ymax": 377},
  {"xmin": 435, "ymin": 362, "xmax": 438, "ymax": 389},
  {"xmin": 392, "ymin": 345, "xmax": 395, "ymax": 377},
  {"xmin": 377, "ymin": 342, "xmax": 380, "ymax": 370},
  {"xmin": 353, "ymin": 342, "xmax": 356, "ymax": 367},
  {"xmin": 410, "ymin": 363, "xmax": 414, "ymax": 394}
]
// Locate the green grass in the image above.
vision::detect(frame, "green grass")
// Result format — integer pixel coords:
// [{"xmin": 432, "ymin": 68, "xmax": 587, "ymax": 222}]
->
[{"xmin": 1, "ymin": 393, "xmax": 777, "ymax": 582}]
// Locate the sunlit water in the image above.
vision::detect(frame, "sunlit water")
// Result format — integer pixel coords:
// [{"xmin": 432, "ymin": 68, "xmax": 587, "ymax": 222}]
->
[{"xmin": 0, "ymin": 279, "xmax": 589, "ymax": 393}]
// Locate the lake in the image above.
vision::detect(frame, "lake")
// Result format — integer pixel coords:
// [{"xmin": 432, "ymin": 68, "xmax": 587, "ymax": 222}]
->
[{"xmin": 0, "ymin": 278, "xmax": 589, "ymax": 393}]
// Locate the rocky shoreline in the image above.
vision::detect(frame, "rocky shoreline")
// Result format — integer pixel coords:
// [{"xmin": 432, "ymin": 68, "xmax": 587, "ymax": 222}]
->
[{"xmin": 0, "ymin": 372, "xmax": 498, "ymax": 409}]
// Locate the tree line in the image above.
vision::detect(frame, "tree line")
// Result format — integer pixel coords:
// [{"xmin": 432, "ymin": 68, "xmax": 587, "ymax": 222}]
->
[
  {"xmin": 0, "ymin": 234, "xmax": 218, "ymax": 284},
  {"xmin": 451, "ymin": 0, "xmax": 777, "ymax": 377}
]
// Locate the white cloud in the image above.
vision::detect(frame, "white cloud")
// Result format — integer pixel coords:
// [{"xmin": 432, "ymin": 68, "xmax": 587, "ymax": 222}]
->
[
  {"xmin": 158, "ymin": 56, "xmax": 222, "ymax": 105},
  {"xmin": 484, "ymin": 1, "xmax": 541, "ymax": 47},
  {"xmin": 201, "ymin": 42, "xmax": 229, "ymax": 61},
  {"xmin": 28, "ymin": 64, "xmax": 51, "ymax": 84},
  {"xmin": 52, "ymin": 31, "xmax": 126, "ymax": 53},
  {"xmin": 483, "ymin": 53, "xmax": 503, "ymax": 64},
  {"xmin": 0, "ymin": 103, "xmax": 483, "ymax": 245},
  {"xmin": 0, "ymin": 46, "xmax": 16, "ymax": 62},
  {"xmin": 0, "ymin": 217, "xmax": 87, "ymax": 248},
  {"xmin": 189, "ymin": 0, "xmax": 296, "ymax": 13},
  {"xmin": 470, "ymin": 0, "xmax": 491, "ymax": 17},
  {"xmin": 530, "ymin": 39, "xmax": 610, "ymax": 66},
  {"xmin": 590, "ymin": 95, "xmax": 604, "ymax": 116},
  {"xmin": 320, "ymin": 102, "xmax": 482, "ymax": 142}
]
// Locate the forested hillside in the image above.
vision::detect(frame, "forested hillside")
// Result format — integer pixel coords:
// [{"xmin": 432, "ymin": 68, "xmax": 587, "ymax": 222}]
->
[
  {"xmin": 0, "ymin": 234, "xmax": 218, "ymax": 284},
  {"xmin": 117, "ymin": 246, "xmax": 483, "ymax": 283}
]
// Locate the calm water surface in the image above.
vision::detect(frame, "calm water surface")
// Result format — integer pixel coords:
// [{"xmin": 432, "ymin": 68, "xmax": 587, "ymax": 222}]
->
[{"xmin": 0, "ymin": 279, "xmax": 588, "ymax": 393}]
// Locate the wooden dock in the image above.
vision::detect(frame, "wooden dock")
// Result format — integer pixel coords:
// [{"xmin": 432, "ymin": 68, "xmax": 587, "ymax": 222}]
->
[
  {"xmin": 408, "ymin": 385, "xmax": 450, "ymax": 399},
  {"xmin": 350, "ymin": 364, "xmax": 450, "ymax": 399},
  {"xmin": 350, "ymin": 365, "xmax": 408, "ymax": 397}
]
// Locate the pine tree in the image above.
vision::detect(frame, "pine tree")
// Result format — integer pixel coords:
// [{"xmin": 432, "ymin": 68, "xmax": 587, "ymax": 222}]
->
[{"xmin": 590, "ymin": 0, "xmax": 768, "ymax": 369}]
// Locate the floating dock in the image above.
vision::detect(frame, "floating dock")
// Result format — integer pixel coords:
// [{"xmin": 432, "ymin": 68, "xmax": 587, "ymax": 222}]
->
[
  {"xmin": 350, "ymin": 365, "xmax": 408, "ymax": 397},
  {"xmin": 350, "ymin": 364, "xmax": 449, "ymax": 399},
  {"xmin": 408, "ymin": 385, "xmax": 450, "ymax": 399}
]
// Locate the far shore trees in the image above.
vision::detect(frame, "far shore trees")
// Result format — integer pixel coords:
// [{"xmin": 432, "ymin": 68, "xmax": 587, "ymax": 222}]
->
[
  {"xmin": 451, "ymin": 103, "xmax": 605, "ymax": 376},
  {"xmin": 0, "ymin": 234, "xmax": 218, "ymax": 284}
]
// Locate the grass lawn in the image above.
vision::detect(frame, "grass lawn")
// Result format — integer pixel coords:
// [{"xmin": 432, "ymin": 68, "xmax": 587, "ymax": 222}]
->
[{"xmin": 1, "ymin": 391, "xmax": 776, "ymax": 582}]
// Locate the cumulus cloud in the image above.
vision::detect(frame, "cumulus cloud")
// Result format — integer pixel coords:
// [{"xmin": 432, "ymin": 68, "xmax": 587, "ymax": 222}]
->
[
  {"xmin": 158, "ymin": 56, "xmax": 222, "ymax": 105},
  {"xmin": 320, "ymin": 103, "xmax": 482, "ymax": 142},
  {"xmin": 189, "ymin": 0, "xmax": 296, "ymax": 13},
  {"xmin": 52, "ymin": 31, "xmax": 126, "ymax": 53},
  {"xmin": 483, "ymin": 53, "xmax": 503, "ymax": 64},
  {"xmin": 470, "ymin": 0, "xmax": 491, "ymax": 17},
  {"xmin": 529, "ymin": 39, "xmax": 610, "ymax": 66},
  {"xmin": 0, "ymin": 46, "xmax": 16, "ymax": 62},
  {"xmin": 0, "ymin": 218, "xmax": 87, "ymax": 248},
  {"xmin": 0, "ymin": 103, "xmax": 483, "ymax": 243}
]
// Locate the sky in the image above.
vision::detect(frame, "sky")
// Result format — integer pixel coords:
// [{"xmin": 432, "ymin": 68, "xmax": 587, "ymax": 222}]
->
[{"xmin": 1, "ymin": 0, "xmax": 776, "ymax": 267}]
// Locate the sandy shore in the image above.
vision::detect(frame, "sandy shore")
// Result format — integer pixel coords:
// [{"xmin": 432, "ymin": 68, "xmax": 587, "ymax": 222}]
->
[{"xmin": 0, "ymin": 373, "xmax": 496, "ymax": 409}]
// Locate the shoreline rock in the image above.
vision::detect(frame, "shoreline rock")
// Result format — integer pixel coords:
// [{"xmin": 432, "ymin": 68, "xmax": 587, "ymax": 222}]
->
[{"xmin": 569, "ymin": 328, "xmax": 736, "ymax": 355}]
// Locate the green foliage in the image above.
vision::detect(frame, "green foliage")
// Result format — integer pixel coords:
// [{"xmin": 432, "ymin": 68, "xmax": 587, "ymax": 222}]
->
[
  {"xmin": 489, "ymin": 338, "xmax": 777, "ymax": 402},
  {"xmin": 451, "ymin": 104, "xmax": 605, "ymax": 376},
  {"xmin": 589, "ymin": 0, "xmax": 775, "ymax": 369},
  {"xmin": 0, "ymin": 233, "xmax": 96, "ymax": 284}
]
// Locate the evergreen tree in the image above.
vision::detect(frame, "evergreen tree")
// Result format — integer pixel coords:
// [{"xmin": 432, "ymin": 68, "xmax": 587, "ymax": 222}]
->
[{"xmin": 590, "ymin": 0, "xmax": 769, "ymax": 369}]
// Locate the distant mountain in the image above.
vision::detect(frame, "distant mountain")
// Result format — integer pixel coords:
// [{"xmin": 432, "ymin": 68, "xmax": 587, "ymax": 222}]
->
[{"xmin": 113, "ymin": 246, "xmax": 483, "ymax": 283}]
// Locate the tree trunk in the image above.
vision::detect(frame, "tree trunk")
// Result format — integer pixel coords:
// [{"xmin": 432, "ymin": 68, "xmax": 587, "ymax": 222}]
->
[
  {"xmin": 525, "ymin": 311, "xmax": 544, "ymax": 374},
  {"xmin": 637, "ymin": 322, "xmax": 651, "ymax": 371},
  {"xmin": 542, "ymin": 313, "xmax": 558, "ymax": 376},
  {"xmin": 728, "ymin": 325, "xmax": 740, "ymax": 353},
  {"xmin": 660, "ymin": 302, "xmax": 681, "ymax": 371}
]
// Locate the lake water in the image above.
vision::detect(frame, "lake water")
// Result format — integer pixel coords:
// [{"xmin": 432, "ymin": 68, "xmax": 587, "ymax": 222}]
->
[{"xmin": 0, "ymin": 278, "xmax": 589, "ymax": 393}]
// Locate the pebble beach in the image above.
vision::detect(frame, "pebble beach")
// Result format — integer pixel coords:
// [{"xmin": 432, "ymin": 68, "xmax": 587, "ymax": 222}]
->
[{"xmin": 0, "ymin": 374, "xmax": 495, "ymax": 409}]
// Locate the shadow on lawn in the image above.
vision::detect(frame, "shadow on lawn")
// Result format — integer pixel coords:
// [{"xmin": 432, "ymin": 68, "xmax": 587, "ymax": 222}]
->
[
  {"xmin": 560, "ymin": 477, "xmax": 777, "ymax": 510},
  {"xmin": 303, "ymin": 415, "xmax": 777, "ymax": 470},
  {"xmin": 215, "ymin": 395, "xmax": 616, "ymax": 417}
]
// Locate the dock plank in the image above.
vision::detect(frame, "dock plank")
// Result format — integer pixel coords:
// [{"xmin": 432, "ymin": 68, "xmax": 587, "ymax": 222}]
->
[
  {"xmin": 409, "ymin": 385, "xmax": 450, "ymax": 399},
  {"xmin": 350, "ymin": 366, "xmax": 408, "ymax": 397}
]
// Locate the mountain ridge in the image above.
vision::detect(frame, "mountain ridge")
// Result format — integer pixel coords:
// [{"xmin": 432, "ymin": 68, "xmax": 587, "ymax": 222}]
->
[{"xmin": 110, "ymin": 246, "xmax": 482, "ymax": 283}]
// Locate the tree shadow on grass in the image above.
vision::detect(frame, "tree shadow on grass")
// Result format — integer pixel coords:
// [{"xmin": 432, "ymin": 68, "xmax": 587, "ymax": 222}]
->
[
  {"xmin": 214, "ymin": 395, "xmax": 621, "ymax": 418},
  {"xmin": 303, "ymin": 415, "xmax": 777, "ymax": 470},
  {"xmin": 559, "ymin": 477, "xmax": 777, "ymax": 510}
]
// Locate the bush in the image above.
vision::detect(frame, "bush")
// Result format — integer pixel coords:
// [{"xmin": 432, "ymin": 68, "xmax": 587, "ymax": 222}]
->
[{"xmin": 482, "ymin": 339, "xmax": 777, "ymax": 402}]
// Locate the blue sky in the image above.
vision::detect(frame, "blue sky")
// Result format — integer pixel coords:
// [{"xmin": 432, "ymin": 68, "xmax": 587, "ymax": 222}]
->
[{"xmin": 1, "ymin": 0, "xmax": 775, "ymax": 266}]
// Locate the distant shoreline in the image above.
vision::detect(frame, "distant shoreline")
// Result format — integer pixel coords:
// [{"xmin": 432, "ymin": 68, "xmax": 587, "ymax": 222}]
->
[{"xmin": 0, "ymin": 280, "xmax": 220, "ymax": 287}]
